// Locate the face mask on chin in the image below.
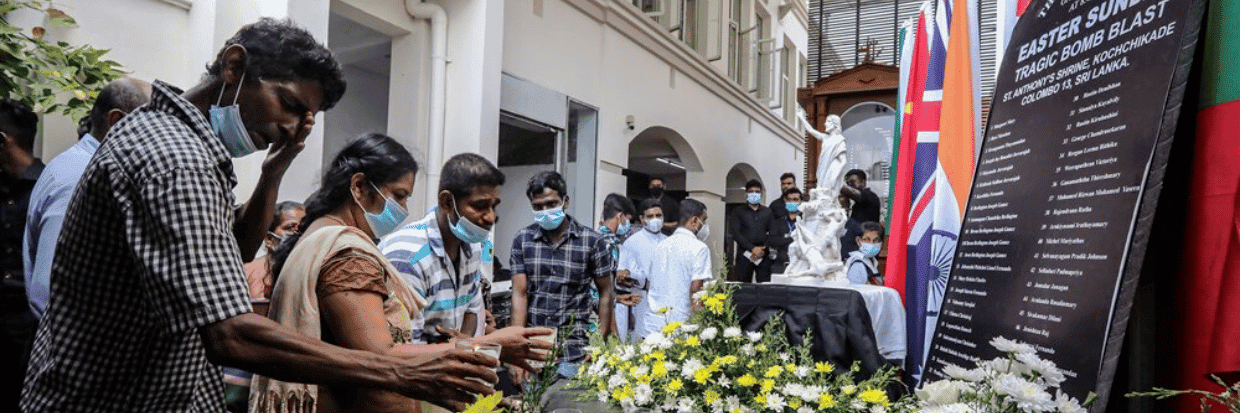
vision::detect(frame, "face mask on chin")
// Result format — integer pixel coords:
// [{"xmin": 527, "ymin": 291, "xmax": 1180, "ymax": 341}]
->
[
  {"xmin": 449, "ymin": 197, "xmax": 490, "ymax": 244},
  {"xmin": 357, "ymin": 182, "xmax": 409, "ymax": 239},
  {"xmin": 209, "ymin": 72, "xmax": 259, "ymax": 158}
]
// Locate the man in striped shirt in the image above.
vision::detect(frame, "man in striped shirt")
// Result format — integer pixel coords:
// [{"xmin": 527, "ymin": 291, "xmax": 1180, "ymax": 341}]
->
[{"xmin": 380, "ymin": 153, "xmax": 505, "ymax": 343}]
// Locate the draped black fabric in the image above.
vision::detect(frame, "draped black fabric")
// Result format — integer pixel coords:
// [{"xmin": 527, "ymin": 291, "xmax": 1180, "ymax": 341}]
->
[{"xmin": 732, "ymin": 283, "xmax": 884, "ymax": 379}]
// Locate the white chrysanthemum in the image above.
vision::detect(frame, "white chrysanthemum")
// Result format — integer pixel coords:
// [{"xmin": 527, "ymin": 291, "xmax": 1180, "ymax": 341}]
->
[
  {"xmin": 710, "ymin": 401, "xmax": 726, "ymax": 413},
  {"xmin": 658, "ymin": 336, "xmax": 675, "ymax": 349},
  {"xmin": 747, "ymin": 331, "xmax": 763, "ymax": 342},
  {"xmin": 741, "ymin": 343, "xmax": 756, "ymax": 356},
  {"xmin": 682, "ymin": 323, "xmax": 700, "ymax": 333},
  {"xmin": 597, "ymin": 391, "xmax": 609, "ymax": 402},
  {"xmin": 1015, "ymin": 352, "xmax": 1066, "ymax": 387},
  {"xmin": 990, "ymin": 336, "xmax": 1037, "ymax": 356},
  {"xmin": 851, "ymin": 400, "xmax": 866, "ymax": 410},
  {"xmin": 992, "ymin": 373, "xmax": 1055, "ymax": 412},
  {"xmin": 794, "ymin": 365, "xmax": 811, "ymax": 378},
  {"xmin": 634, "ymin": 383, "xmax": 653, "ymax": 405},
  {"xmin": 869, "ymin": 406, "xmax": 888, "ymax": 413},
  {"xmin": 644, "ymin": 331, "xmax": 666, "ymax": 346},
  {"xmin": 608, "ymin": 373, "xmax": 627, "ymax": 388},
  {"xmin": 633, "ymin": 365, "xmax": 650, "ymax": 377},
  {"xmin": 800, "ymin": 385, "xmax": 822, "ymax": 402},
  {"xmin": 717, "ymin": 375, "xmax": 732, "ymax": 388},
  {"xmin": 778, "ymin": 353, "xmax": 791, "ymax": 363},
  {"xmin": 676, "ymin": 397, "xmax": 694, "ymax": 413},
  {"xmin": 796, "ymin": 407, "xmax": 814, "ymax": 413},
  {"xmin": 915, "ymin": 380, "xmax": 969, "ymax": 406},
  {"xmin": 664, "ymin": 361, "xmax": 679, "ymax": 372},
  {"xmin": 942, "ymin": 363, "xmax": 987, "ymax": 382},
  {"xmin": 700, "ymin": 327, "xmax": 718, "ymax": 340},
  {"xmin": 981, "ymin": 358, "xmax": 1031, "ymax": 376},
  {"xmin": 724, "ymin": 327, "xmax": 743, "ymax": 338},
  {"xmin": 725, "ymin": 395, "xmax": 742, "ymax": 410},
  {"xmin": 1054, "ymin": 390, "xmax": 1087, "ymax": 413},
  {"xmin": 681, "ymin": 358, "xmax": 705, "ymax": 379},
  {"xmin": 661, "ymin": 396, "xmax": 678, "ymax": 412},
  {"xmin": 765, "ymin": 393, "xmax": 786, "ymax": 411},
  {"xmin": 780, "ymin": 383, "xmax": 804, "ymax": 399}
]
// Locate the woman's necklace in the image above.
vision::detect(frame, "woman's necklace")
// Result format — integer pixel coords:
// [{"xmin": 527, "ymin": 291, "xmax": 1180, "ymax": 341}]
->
[{"xmin": 323, "ymin": 214, "xmax": 348, "ymax": 226}]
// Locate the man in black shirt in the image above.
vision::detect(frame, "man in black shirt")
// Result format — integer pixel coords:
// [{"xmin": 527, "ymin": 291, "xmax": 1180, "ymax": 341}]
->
[
  {"xmin": 769, "ymin": 172, "xmax": 797, "ymax": 220},
  {"xmin": 0, "ymin": 99, "xmax": 41, "ymax": 411},
  {"xmin": 839, "ymin": 169, "xmax": 881, "ymax": 258},
  {"xmin": 768, "ymin": 188, "xmax": 802, "ymax": 274},
  {"xmin": 648, "ymin": 176, "xmax": 680, "ymax": 235},
  {"xmin": 729, "ymin": 179, "xmax": 778, "ymax": 283}
]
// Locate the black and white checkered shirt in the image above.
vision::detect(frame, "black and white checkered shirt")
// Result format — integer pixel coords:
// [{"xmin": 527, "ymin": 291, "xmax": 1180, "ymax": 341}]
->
[
  {"xmin": 21, "ymin": 81, "xmax": 252, "ymax": 412},
  {"xmin": 509, "ymin": 218, "xmax": 614, "ymax": 363}
]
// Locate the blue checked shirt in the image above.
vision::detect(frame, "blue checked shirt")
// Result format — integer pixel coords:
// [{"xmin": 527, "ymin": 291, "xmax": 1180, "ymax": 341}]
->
[
  {"xmin": 21, "ymin": 81, "xmax": 252, "ymax": 412},
  {"xmin": 379, "ymin": 209, "xmax": 485, "ymax": 344},
  {"xmin": 510, "ymin": 218, "xmax": 614, "ymax": 363}
]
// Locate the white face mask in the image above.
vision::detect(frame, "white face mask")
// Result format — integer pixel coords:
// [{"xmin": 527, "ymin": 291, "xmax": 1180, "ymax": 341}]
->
[
  {"xmin": 696, "ymin": 222, "xmax": 710, "ymax": 241},
  {"xmin": 644, "ymin": 217, "xmax": 663, "ymax": 233},
  {"xmin": 859, "ymin": 242, "xmax": 882, "ymax": 258}
]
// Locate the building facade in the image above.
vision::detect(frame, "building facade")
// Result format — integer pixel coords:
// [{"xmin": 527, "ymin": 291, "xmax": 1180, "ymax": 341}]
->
[{"xmin": 19, "ymin": 0, "xmax": 809, "ymax": 273}]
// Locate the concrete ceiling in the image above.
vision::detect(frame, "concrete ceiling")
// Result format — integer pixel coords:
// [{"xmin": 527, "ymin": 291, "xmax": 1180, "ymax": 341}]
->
[{"xmin": 329, "ymin": 13, "xmax": 391, "ymax": 76}]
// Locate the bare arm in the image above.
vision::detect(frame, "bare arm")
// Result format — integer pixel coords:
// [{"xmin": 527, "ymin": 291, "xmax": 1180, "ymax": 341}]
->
[
  {"xmin": 595, "ymin": 274, "xmax": 615, "ymax": 339},
  {"xmin": 460, "ymin": 313, "xmax": 478, "ymax": 337},
  {"xmin": 233, "ymin": 112, "xmax": 312, "ymax": 260},
  {"xmin": 200, "ymin": 312, "xmax": 498, "ymax": 412},
  {"xmin": 511, "ymin": 273, "xmax": 529, "ymax": 328}
]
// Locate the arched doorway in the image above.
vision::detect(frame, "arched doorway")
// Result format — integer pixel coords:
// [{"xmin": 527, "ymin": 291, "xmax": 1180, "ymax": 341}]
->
[
  {"xmin": 838, "ymin": 102, "xmax": 895, "ymax": 217},
  {"xmin": 626, "ymin": 126, "xmax": 702, "ymax": 219}
]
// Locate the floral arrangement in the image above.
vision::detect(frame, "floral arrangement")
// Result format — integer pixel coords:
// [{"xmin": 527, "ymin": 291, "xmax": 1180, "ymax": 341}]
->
[
  {"xmin": 911, "ymin": 337, "xmax": 1093, "ymax": 413},
  {"xmin": 571, "ymin": 280, "xmax": 905, "ymax": 413}
]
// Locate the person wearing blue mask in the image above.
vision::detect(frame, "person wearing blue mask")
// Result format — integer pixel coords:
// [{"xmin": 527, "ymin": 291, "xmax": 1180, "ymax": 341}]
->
[
  {"xmin": 23, "ymin": 20, "xmax": 515, "ymax": 413},
  {"xmin": 379, "ymin": 153, "xmax": 504, "ymax": 345},
  {"xmin": 768, "ymin": 187, "xmax": 803, "ymax": 274},
  {"xmin": 728, "ymin": 179, "xmax": 779, "ymax": 283},
  {"xmin": 846, "ymin": 221, "xmax": 886, "ymax": 286},
  {"xmin": 510, "ymin": 171, "xmax": 616, "ymax": 383},
  {"xmin": 768, "ymin": 172, "xmax": 797, "ymax": 220},
  {"xmin": 595, "ymin": 194, "xmax": 639, "ymax": 342}
]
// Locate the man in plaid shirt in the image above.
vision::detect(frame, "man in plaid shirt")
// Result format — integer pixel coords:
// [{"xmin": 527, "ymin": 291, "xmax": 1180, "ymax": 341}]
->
[
  {"xmin": 22, "ymin": 19, "xmax": 498, "ymax": 413},
  {"xmin": 510, "ymin": 171, "xmax": 615, "ymax": 382}
]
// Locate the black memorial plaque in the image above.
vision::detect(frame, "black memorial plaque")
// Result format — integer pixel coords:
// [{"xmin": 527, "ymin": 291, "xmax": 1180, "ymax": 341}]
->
[{"xmin": 923, "ymin": 0, "xmax": 1204, "ymax": 406}]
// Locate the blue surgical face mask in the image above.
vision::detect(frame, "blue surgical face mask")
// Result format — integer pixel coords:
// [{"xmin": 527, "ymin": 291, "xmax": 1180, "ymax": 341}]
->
[
  {"xmin": 357, "ymin": 182, "xmax": 408, "ymax": 238},
  {"xmin": 746, "ymin": 192, "xmax": 762, "ymax": 205},
  {"xmin": 785, "ymin": 201, "xmax": 801, "ymax": 213},
  {"xmin": 617, "ymin": 220, "xmax": 632, "ymax": 236},
  {"xmin": 859, "ymin": 242, "xmax": 882, "ymax": 258},
  {"xmin": 209, "ymin": 73, "xmax": 259, "ymax": 158},
  {"xmin": 449, "ymin": 197, "xmax": 490, "ymax": 244},
  {"xmin": 534, "ymin": 205, "xmax": 566, "ymax": 231}
]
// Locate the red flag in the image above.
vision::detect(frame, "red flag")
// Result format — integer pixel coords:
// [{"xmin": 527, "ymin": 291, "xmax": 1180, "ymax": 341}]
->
[{"xmin": 886, "ymin": 3, "xmax": 932, "ymax": 302}]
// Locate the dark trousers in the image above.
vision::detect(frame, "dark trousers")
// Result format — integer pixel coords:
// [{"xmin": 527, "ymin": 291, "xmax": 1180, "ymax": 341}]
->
[
  {"xmin": 730, "ymin": 252, "xmax": 773, "ymax": 283},
  {"xmin": 0, "ymin": 307, "xmax": 35, "ymax": 411}
]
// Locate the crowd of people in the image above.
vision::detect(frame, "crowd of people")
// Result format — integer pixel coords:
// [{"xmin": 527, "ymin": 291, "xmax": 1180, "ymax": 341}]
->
[{"xmin": 0, "ymin": 17, "xmax": 894, "ymax": 413}]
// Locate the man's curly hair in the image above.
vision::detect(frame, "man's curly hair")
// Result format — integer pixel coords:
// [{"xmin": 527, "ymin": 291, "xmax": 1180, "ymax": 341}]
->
[{"xmin": 205, "ymin": 18, "xmax": 346, "ymax": 111}]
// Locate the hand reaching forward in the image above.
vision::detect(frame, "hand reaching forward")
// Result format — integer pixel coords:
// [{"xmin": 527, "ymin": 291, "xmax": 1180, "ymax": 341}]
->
[
  {"xmin": 389, "ymin": 349, "xmax": 499, "ymax": 412},
  {"xmin": 476, "ymin": 326, "xmax": 555, "ymax": 374}
]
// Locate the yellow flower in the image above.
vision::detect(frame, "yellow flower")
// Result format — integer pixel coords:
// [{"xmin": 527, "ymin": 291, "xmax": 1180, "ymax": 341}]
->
[
  {"xmin": 657, "ymin": 306, "xmax": 672, "ymax": 314},
  {"xmin": 704, "ymin": 296, "xmax": 725, "ymax": 314},
  {"xmin": 842, "ymin": 385, "xmax": 857, "ymax": 395},
  {"xmin": 461, "ymin": 392, "xmax": 504, "ymax": 413},
  {"xmin": 756, "ymin": 343, "xmax": 767, "ymax": 352},
  {"xmin": 737, "ymin": 374, "xmax": 757, "ymax": 387},
  {"xmin": 784, "ymin": 363, "xmax": 796, "ymax": 372},
  {"xmin": 704, "ymin": 389, "xmax": 721, "ymax": 404},
  {"xmin": 693, "ymin": 368, "xmax": 712, "ymax": 384},
  {"xmin": 747, "ymin": 360, "xmax": 756, "ymax": 368},
  {"xmin": 860, "ymin": 389, "xmax": 890, "ymax": 407},
  {"xmin": 663, "ymin": 321, "xmax": 683, "ymax": 334},
  {"xmin": 668, "ymin": 379, "xmax": 684, "ymax": 394},
  {"xmin": 713, "ymin": 355, "xmax": 738, "ymax": 366},
  {"xmin": 764, "ymin": 365, "xmax": 783, "ymax": 378},
  {"xmin": 788, "ymin": 398, "xmax": 802, "ymax": 409},
  {"xmin": 818, "ymin": 394, "xmax": 837, "ymax": 409},
  {"xmin": 754, "ymin": 395, "xmax": 766, "ymax": 406},
  {"xmin": 652, "ymin": 363, "xmax": 668, "ymax": 377},
  {"xmin": 651, "ymin": 350, "xmax": 667, "ymax": 361},
  {"xmin": 686, "ymin": 336, "xmax": 700, "ymax": 346},
  {"xmin": 815, "ymin": 361, "xmax": 835, "ymax": 373},
  {"xmin": 761, "ymin": 379, "xmax": 775, "ymax": 394}
]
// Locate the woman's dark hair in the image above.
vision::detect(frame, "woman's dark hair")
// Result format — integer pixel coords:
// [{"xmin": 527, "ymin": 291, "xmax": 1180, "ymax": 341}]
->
[
  {"xmin": 205, "ymin": 18, "xmax": 346, "ymax": 110},
  {"xmin": 270, "ymin": 133, "xmax": 417, "ymax": 278}
]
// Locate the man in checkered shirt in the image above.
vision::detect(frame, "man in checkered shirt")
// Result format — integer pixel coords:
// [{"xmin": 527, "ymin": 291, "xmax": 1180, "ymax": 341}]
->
[
  {"xmin": 509, "ymin": 171, "xmax": 615, "ymax": 382},
  {"xmin": 21, "ymin": 18, "xmax": 498, "ymax": 412}
]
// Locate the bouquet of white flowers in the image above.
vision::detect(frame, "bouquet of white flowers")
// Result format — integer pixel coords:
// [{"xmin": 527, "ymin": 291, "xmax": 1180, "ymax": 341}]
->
[
  {"xmin": 573, "ymin": 280, "xmax": 905, "ymax": 413},
  {"xmin": 912, "ymin": 337, "xmax": 1093, "ymax": 413}
]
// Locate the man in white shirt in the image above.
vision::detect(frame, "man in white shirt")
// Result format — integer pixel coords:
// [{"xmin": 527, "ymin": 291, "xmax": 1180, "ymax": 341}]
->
[
  {"xmin": 643, "ymin": 199, "xmax": 712, "ymax": 334},
  {"xmin": 617, "ymin": 198, "xmax": 667, "ymax": 341}
]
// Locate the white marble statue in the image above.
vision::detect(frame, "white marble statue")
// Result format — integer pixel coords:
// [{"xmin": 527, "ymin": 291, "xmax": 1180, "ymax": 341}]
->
[
  {"xmin": 796, "ymin": 109, "xmax": 849, "ymax": 194},
  {"xmin": 781, "ymin": 188, "xmax": 849, "ymax": 282}
]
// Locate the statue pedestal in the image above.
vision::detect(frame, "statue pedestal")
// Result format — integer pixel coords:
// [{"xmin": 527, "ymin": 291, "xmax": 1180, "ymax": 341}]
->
[{"xmin": 769, "ymin": 274, "xmax": 850, "ymax": 288}]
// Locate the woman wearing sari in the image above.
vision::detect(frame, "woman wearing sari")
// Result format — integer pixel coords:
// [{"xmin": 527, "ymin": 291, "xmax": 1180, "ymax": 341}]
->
[{"xmin": 251, "ymin": 133, "xmax": 549, "ymax": 413}]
